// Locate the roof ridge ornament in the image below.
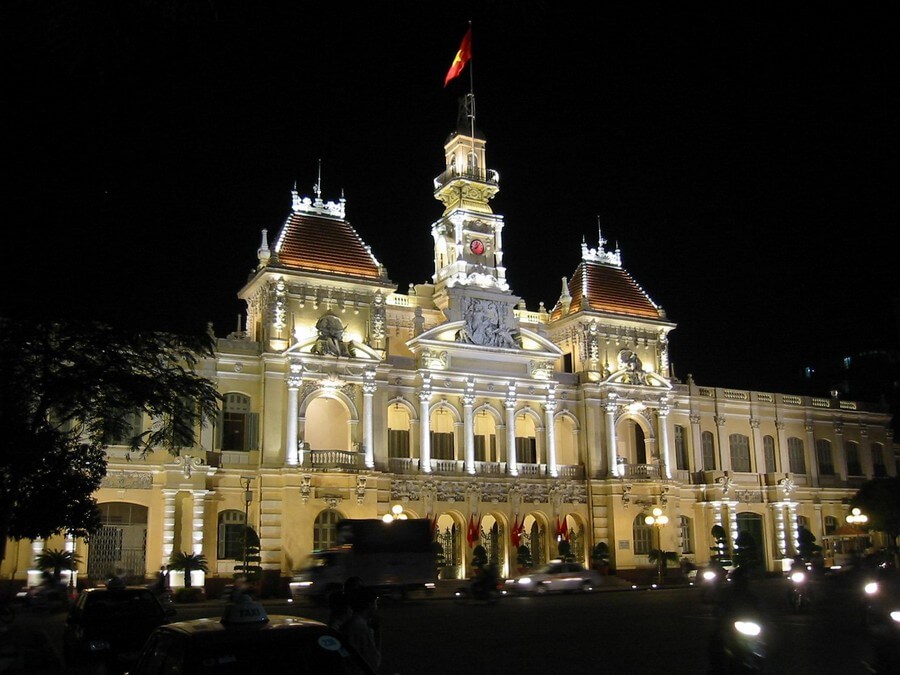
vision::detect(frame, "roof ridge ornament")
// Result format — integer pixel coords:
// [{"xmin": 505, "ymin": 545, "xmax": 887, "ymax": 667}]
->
[{"xmin": 581, "ymin": 227, "xmax": 622, "ymax": 267}]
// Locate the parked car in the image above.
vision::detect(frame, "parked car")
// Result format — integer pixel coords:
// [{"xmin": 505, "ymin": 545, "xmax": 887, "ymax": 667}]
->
[
  {"xmin": 505, "ymin": 561, "xmax": 604, "ymax": 595},
  {"xmin": 64, "ymin": 586, "xmax": 176, "ymax": 673},
  {"xmin": 124, "ymin": 598, "xmax": 375, "ymax": 674}
]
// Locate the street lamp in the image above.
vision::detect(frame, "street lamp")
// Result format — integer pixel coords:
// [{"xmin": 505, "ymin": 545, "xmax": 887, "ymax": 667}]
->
[
  {"xmin": 644, "ymin": 507, "xmax": 669, "ymax": 585},
  {"xmin": 846, "ymin": 507, "xmax": 868, "ymax": 526},
  {"xmin": 241, "ymin": 477, "xmax": 254, "ymax": 577},
  {"xmin": 383, "ymin": 503, "xmax": 408, "ymax": 523}
]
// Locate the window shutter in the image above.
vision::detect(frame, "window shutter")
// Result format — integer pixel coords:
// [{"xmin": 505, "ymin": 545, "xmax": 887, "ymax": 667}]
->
[
  {"xmin": 215, "ymin": 412, "xmax": 224, "ymax": 450},
  {"xmin": 248, "ymin": 413, "xmax": 260, "ymax": 451}
]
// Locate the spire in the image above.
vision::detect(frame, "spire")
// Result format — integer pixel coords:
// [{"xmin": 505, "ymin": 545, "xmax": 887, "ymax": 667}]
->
[
  {"xmin": 559, "ymin": 276, "xmax": 572, "ymax": 314},
  {"xmin": 257, "ymin": 228, "xmax": 271, "ymax": 268},
  {"xmin": 313, "ymin": 159, "xmax": 323, "ymax": 206}
]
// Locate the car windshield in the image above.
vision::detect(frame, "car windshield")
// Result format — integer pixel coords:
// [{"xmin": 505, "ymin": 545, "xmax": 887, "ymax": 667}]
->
[
  {"xmin": 141, "ymin": 627, "xmax": 370, "ymax": 674},
  {"xmin": 82, "ymin": 591, "xmax": 163, "ymax": 621}
]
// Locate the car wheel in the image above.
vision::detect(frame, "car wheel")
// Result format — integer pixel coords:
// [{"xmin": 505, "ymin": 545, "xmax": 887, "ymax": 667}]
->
[
  {"xmin": 535, "ymin": 583, "xmax": 548, "ymax": 595},
  {"xmin": 581, "ymin": 581, "xmax": 594, "ymax": 593}
]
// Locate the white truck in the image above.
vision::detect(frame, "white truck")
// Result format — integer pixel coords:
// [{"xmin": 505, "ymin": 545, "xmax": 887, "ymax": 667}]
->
[{"xmin": 289, "ymin": 518, "xmax": 437, "ymax": 603}]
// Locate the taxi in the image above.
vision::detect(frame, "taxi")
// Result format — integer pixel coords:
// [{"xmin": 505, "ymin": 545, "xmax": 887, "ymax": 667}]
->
[{"xmin": 125, "ymin": 596, "xmax": 375, "ymax": 674}]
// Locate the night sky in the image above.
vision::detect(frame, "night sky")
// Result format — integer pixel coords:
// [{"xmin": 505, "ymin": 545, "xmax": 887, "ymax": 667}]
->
[{"xmin": 3, "ymin": 2, "xmax": 897, "ymax": 396}]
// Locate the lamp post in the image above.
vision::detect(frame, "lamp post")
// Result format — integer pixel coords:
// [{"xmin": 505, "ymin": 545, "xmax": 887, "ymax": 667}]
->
[
  {"xmin": 846, "ymin": 507, "xmax": 868, "ymax": 526},
  {"xmin": 644, "ymin": 507, "xmax": 669, "ymax": 585},
  {"xmin": 241, "ymin": 477, "xmax": 254, "ymax": 578},
  {"xmin": 383, "ymin": 504, "xmax": 408, "ymax": 523}
]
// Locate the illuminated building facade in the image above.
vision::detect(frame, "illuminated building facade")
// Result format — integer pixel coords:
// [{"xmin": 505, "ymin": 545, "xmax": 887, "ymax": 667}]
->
[{"xmin": 3, "ymin": 118, "xmax": 895, "ymax": 589}]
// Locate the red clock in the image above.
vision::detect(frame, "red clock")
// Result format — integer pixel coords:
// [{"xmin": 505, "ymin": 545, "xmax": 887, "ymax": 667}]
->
[{"xmin": 469, "ymin": 239, "xmax": 485, "ymax": 255}]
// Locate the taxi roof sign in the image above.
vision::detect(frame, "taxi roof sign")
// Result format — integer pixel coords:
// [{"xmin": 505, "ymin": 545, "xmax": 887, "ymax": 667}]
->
[{"xmin": 221, "ymin": 596, "xmax": 269, "ymax": 625}]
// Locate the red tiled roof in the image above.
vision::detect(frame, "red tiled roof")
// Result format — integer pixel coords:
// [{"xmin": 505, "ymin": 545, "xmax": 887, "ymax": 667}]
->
[
  {"xmin": 551, "ymin": 261, "xmax": 662, "ymax": 320},
  {"xmin": 274, "ymin": 212, "xmax": 382, "ymax": 279}
]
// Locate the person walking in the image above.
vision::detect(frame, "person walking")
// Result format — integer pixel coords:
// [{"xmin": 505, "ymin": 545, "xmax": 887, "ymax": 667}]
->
[{"xmin": 345, "ymin": 587, "xmax": 381, "ymax": 673}]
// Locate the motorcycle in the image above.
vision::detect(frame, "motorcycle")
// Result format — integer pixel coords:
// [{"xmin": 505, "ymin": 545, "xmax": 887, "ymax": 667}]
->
[
  {"xmin": 454, "ymin": 573, "xmax": 503, "ymax": 605},
  {"xmin": 788, "ymin": 570, "xmax": 810, "ymax": 612},
  {"xmin": 700, "ymin": 565, "xmax": 728, "ymax": 604}
]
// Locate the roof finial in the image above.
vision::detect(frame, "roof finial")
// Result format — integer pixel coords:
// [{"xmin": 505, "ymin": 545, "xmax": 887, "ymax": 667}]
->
[{"xmin": 313, "ymin": 159, "xmax": 322, "ymax": 203}]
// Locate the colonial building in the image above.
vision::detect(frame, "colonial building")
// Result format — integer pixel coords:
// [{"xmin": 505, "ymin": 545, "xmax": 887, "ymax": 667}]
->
[{"xmin": 4, "ymin": 108, "xmax": 895, "ymax": 590}]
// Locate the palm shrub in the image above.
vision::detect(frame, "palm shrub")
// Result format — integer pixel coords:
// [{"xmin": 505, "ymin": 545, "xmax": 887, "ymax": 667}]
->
[
  {"xmin": 169, "ymin": 551, "xmax": 208, "ymax": 589},
  {"xmin": 35, "ymin": 548, "xmax": 81, "ymax": 584},
  {"xmin": 648, "ymin": 549, "xmax": 679, "ymax": 580},
  {"xmin": 591, "ymin": 541, "xmax": 610, "ymax": 572}
]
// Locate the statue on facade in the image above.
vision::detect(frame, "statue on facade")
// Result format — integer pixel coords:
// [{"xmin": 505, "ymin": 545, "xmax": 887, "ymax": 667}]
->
[
  {"xmin": 618, "ymin": 349, "xmax": 647, "ymax": 385},
  {"xmin": 456, "ymin": 298, "xmax": 519, "ymax": 349},
  {"xmin": 311, "ymin": 313, "xmax": 351, "ymax": 357}
]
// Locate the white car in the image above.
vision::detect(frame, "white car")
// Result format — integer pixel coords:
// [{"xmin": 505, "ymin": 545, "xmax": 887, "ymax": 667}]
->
[{"xmin": 506, "ymin": 562, "xmax": 603, "ymax": 595}]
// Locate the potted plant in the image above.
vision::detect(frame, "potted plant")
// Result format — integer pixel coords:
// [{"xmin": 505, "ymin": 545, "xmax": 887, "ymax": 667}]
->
[
  {"xmin": 516, "ymin": 544, "xmax": 532, "ymax": 573},
  {"xmin": 470, "ymin": 544, "xmax": 488, "ymax": 574},
  {"xmin": 591, "ymin": 541, "xmax": 610, "ymax": 574},
  {"xmin": 168, "ymin": 551, "xmax": 208, "ymax": 602}
]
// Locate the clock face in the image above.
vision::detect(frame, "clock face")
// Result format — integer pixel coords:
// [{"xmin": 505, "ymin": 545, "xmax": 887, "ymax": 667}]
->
[{"xmin": 469, "ymin": 239, "xmax": 485, "ymax": 255}]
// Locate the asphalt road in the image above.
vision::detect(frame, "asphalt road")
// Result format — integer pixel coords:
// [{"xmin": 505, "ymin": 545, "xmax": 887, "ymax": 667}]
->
[{"xmin": 3, "ymin": 576, "xmax": 882, "ymax": 674}]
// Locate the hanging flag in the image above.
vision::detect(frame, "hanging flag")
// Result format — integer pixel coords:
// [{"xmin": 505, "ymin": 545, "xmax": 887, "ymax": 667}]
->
[
  {"xmin": 560, "ymin": 516, "xmax": 569, "ymax": 542},
  {"xmin": 511, "ymin": 514, "xmax": 521, "ymax": 549},
  {"xmin": 555, "ymin": 516, "xmax": 562, "ymax": 538},
  {"xmin": 466, "ymin": 513, "xmax": 476, "ymax": 547},
  {"xmin": 444, "ymin": 26, "xmax": 472, "ymax": 87}
]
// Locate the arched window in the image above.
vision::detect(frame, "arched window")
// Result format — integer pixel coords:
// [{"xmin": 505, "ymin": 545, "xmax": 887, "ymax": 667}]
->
[
  {"xmin": 103, "ymin": 408, "xmax": 143, "ymax": 446},
  {"xmin": 674, "ymin": 425, "xmax": 689, "ymax": 470},
  {"xmin": 763, "ymin": 435, "xmax": 777, "ymax": 473},
  {"xmin": 824, "ymin": 516, "xmax": 839, "ymax": 536},
  {"xmin": 788, "ymin": 437, "xmax": 806, "ymax": 474},
  {"xmin": 633, "ymin": 515, "xmax": 652, "ymax": 555},
  {"xmin": 313, "ymin": 510, "xmax": 344, "ymax": 551},
  {"xmin": 846, "ymin": 441, "xmax": 862, "ymax": 476},
  {"xmin": 729, "ymin": 434, "xmax": 751, "ymax": 472},
  {"xmin": 218, "ymin": 393, "xmax": 258, "ymax": 452},
  {"xmin": 634, "ymin": 423, "xmax": 647, "ymax": 464},
  {"xmin": 217, "ymin": 510, "xmax": 246, "ymax": 560},
  {"xmin": 680, "ymin": 516, "xmax": 694, "ymax": 554},
  {"xmin": 702, "ymin": 431, "xmax": 716, "ymax": 471},
  {"xmin": 816, "ymin": 439, "xmax": 834, "ymax": 475},
  {"xmin": 387, "ymin": 403, "xmax": 410, "ymax": 458},
  {"xmin": 514, "ymin": 412, "xmax": 537, "ymax": 465},
  {"xmin": 872, "ymin": 443, "xmax": 887, "ymax": 477}
]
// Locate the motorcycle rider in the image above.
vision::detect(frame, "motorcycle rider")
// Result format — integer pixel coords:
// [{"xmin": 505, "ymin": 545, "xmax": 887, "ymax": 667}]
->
[
  {"xmin": 471, "ymin": 563, "xmax": 501, "ymax": 600},
  {"xmin": 708, "ymin": 565, "xmax": 767, "ymax": 673}
]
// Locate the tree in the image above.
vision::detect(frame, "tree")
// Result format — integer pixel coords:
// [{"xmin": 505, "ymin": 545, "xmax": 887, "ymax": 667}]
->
[
  {"xmin": 557, "ymin": 539, "xmax": 574, "ymax": 562},
  {"xmin": 471, "ymin": 544, "xmax": 488, "ymax": 571},
  {"xmin": 168, "ymin": 551, "xmax": 209, "ymax": 588},
  {"xmin": 796, "ymin": 525, "xmax": 822, "ymax": 562},
  {"xmin": 0, "ymin": 318, "xmax": 221, "ymax": 561},
  {"xmin": 35, "ymin": 548, "xmax": 82, "ymax": 584},
  {"xmin": 853, "ymin": 476, "xmax": 900, "ymax": 565},
  {"xmin": 591, "ymin": 541, "xmax": 610, "ymax": 572},
  {"xmin": 648, "ymin": 549, "xmax": 679, "ymax": 582},
  {"xmin": 710, "ymin": 524, "xmax": 729, "ymax": 561}
]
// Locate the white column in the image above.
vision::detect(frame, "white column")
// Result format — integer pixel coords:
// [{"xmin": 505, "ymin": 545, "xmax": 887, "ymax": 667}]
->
[
  {"xmin": 787, "ymin": 502, "xmax": 799, "ymax": 555},
  {"xmin": 690, "ymin": 414, "xmax": 703, "ymax": 473},
  {"xmin": 658, "ymin": 400, "xmax": 673, "ymax": 479},
  {"xmin": 835, "ymin": 425, "xmax": 848, "ymax": 481},
  {"xmin": 773, "ymin": 504, "xmax": 787, "ymax": 560},
  {"xmin": 726, "ymin": 501, "xmax": 739, "ymax": 553},
  {"xmin": 190, "ymin": 490, "xmax": 210, "ymax": 587},
  {"xmin": 715, "ymin": 415, "xmax": 731, "ymax": 472},
  {"xmin": 544, "ymin": 388, "xmax": 558, "ymax": 478},
  {"xmin": 505, "ymin": 402, "xmax": 518, "ymax": 477},
  {"xmin": 363, "ymin": 370, "xmax": 376, "ymax": 469},
  {"xmin": 162, "ymin": 489, "xmax": 178, "ymax": 566},
  {"xmin": 805, "ymin": 423, "xmax": 819, "ymax": 487},
  {"xmin": 463, "ymin": 392, "xmax": 476, "ymax": 475},
  {"xmin": 750, "ymin": 417, "xmax": 765, "ymax": 474},
  {"xmin": 286, "ymin": 379, "xmax": 300, "ymax": 466},
  {"xmin": 605, "ymin": 395, "xmax": 619, "ymax": 477},
  {"xmin": 418, "ymin": 391, "xmax": 432, "ymax": 473},
  {"xmin": 775, "ymin": 420, "xmax": 789, "ymax": 475}
]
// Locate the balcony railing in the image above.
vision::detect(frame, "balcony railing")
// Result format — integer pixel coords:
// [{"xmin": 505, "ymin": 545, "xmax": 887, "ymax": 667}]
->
[
  {"xmin": 386, "ymin": 457, "xmax": 581, "ymax": 479},
  {"xmin": 433, "ymin": 165, "xmax": 500, "ymax": 190},
  {"xmin": 620, "ymin": 463, "xmax": 661, "ymax": 480},
  {"xmin": 305, "ymin": 449, "xmax": 362, "ymax": 472}
]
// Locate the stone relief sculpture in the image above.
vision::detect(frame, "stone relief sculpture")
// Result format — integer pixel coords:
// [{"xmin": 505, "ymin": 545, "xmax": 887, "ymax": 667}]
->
[
  {"xmin": 311, "ymin": 312, "xmax": 352, "ymax": 357},
  {"xmin": 618, "ymin": 349, "xmax": 647, "ymax": 385},
  {"xmin": 456, "ymin": 298, "xmax": 519, "ymax": 348}
]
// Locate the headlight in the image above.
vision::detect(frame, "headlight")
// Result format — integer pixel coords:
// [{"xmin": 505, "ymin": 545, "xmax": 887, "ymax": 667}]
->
[
  {"xmin": 864, "ymin": 582, "xmax": 879, "ymax": 596},
  {"xmin": 733, "ymin": 621, "xmax": 762, "ymax": 637},
  {"xmin": 518, "ymin": 577, "xmax": 532, "ymax": 585},
  {"xmin": 790, "ymin": 572, "xmax": 805, "ymax": 583},
  {"xmin": 702, "ymin": 570, "xmax": 717, "ymax": 581},
  {"xmin": 890, "ymin": 611, "xmax": 900, "ymax": 624}
]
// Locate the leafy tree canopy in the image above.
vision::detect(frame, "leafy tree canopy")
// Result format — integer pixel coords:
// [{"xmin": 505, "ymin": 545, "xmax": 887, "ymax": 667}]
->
[
  {"xmin": 852, "ymin": 476, "xmax": 900, "ymax": 548},
  {"xmin": 0, "ymin": 318, "xmax": 221, "ymax": 560}
]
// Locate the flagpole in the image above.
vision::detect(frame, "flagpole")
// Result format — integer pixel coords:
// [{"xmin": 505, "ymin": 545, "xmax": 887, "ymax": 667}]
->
[{"xmin": 467, "ymin": 20, "xmax": 476, "ymax": 169}]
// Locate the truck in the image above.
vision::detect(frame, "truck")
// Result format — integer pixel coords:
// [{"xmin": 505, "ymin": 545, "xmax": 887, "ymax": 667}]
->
[{"xmin": 289, "ymin": 518, "xmax": 437, "ymax": 603}]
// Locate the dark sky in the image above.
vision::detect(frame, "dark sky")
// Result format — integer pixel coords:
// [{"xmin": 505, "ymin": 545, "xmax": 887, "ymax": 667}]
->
[{"xmin": 3, "ymin": 1, "xmax": 897, "ymax": 395}]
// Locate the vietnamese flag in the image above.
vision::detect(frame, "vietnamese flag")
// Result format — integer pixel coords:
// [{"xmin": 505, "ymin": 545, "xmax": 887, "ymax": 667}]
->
[
  {"xmin": 560, "ymin": 516, "xmax": 569, "ymax": 542},
  {"xmin": 511, "ymin": 514, "xmax": 521, "ymax": 548},
  {"xmin": 444, "ymin": 26, "xmax": 472, "ymax": 87}
]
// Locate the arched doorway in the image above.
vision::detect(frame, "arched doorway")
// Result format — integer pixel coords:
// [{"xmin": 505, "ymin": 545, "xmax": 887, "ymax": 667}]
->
[
  {"xmin": 735, "ymin": 512, "xmax": 765, "ymax": 569},
  {"xmin": 87, "ymin": 502, "xmax": 148, "ymax": 581}
]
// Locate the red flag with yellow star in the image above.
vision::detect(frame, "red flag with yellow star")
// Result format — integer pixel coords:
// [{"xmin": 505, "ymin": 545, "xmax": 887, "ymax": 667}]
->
[{"xmin": 444, "ymin": 26, "xmax": 472, "ymax": 87}]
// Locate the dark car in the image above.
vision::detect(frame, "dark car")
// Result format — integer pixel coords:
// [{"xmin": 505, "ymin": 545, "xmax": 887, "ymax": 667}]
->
[
  {"xmin": 63, "ymin": 586, "xmax": 176, "ymax": 672},
  {"xmin": 125, "ymin": 598, "xmax": 375, "ymax": 675}
]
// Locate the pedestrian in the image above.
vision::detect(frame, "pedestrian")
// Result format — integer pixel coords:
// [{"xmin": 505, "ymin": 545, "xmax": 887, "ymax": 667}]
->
[
  {"xmin": 327, "ymin": 590, "xmax": 352, "ymax": 636},
  {"xmin": 345, "ymin": 586, "xmax": 381, "ymax": 672}
]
